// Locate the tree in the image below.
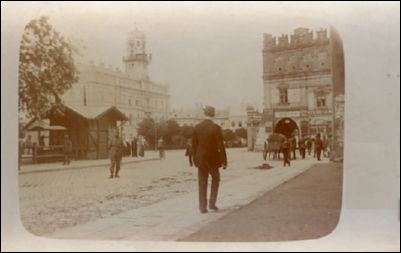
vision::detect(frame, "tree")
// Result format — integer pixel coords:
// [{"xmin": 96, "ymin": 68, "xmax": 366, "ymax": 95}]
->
[
  {"xmin": 137, "ymin": 117, "xmax": 156, "ymax": 146},
  {"xmin": 19, "ymin": 16, "xmax": 79, "ymax": 119},
  {"xmin": 158, "ymin": 119, "xmax": 181, "ymax": 145},
  {"xmin": 235, "ymin": 127, "xmax": 247, "ymax": 139},
  {"xmin": 138, "ymin": 118, "xmax": 182, "ymax": 147}
]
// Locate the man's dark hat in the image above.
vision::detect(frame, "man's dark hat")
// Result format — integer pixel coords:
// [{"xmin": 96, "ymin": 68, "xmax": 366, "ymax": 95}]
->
[{"xmin": 203, "ymin": 105, "xmax": 215, "ymax": 117}]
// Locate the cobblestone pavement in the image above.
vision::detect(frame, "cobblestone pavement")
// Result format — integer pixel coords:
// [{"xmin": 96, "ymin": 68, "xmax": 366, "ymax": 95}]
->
[{"xmin": 19, "ymin": 148, "xmax": 285, "ymax": 236}]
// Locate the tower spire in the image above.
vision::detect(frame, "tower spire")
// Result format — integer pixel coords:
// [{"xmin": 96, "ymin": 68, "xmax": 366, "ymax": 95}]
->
[{"xmin": 122, "ymin": 27, "xmax": 150, "ymax": 81}]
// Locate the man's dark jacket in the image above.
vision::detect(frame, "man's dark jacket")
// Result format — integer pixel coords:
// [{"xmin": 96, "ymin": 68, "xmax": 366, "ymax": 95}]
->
[{"xmin": 192, "ymin": 119, "xmax": 227, "ymax": 169}]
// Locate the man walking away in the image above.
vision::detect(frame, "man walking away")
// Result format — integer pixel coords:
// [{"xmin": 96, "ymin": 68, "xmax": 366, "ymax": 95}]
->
[
  {"xmin": 282, "ymin": 137, "xmax": 291, "ymax": 167},
  {"xmin": 192, "ymin": 105, "xmax": 227, "ymax": 214},
  {"xmin": 109, "ymin": 131, "xmax": 124, "ymax": 178},
  {"xmin": 63, "ymin": 134, "xmax": 73, "ymax": 165},
  {"xmin": 315, "ymin": 134, "xmax": 323, "ymax": 161}
]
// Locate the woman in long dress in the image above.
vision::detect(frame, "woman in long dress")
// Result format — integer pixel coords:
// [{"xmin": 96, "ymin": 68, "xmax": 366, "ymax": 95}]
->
[{"xmin": 138, "ymin": 136, "xmax": 145, "ymax": 157}]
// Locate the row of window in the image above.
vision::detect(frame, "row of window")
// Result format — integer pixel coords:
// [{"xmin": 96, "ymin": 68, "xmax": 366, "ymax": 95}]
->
[
  {"xmin": 129, "ymin": 40, "xmax": 145, "ymax": 48},
  {"xmin": 231, "ymin": 121, "xmax": 243, "ymax": 128},
  {"xmin": 278, "ymin": 88, "xmax": 326, "ymax": 107},
  {"xmin": 272, "ymin": 51, "xmax": 329, "ymax": 73},
  {"xmin": 276, "ymin": 62, "xmax": 327, "ymax": 72}
]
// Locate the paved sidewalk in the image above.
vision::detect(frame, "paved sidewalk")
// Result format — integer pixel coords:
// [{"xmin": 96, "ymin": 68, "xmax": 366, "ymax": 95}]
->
[
  {"xmin": 19, "ymin": 152, "xmax": 160, "ymax": 174},
  {"xmin": 46, "ymin": 158, "xmax": 319, "ymax": 241},
  {"xmin": 181, "ymin": 162, "xmax": 343, "ymax": 242}
]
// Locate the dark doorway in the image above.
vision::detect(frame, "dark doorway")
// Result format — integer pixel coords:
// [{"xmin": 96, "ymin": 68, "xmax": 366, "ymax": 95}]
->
[{"xmin": 275, "ymin": 118, "xmax": 299, "ymax": 138}]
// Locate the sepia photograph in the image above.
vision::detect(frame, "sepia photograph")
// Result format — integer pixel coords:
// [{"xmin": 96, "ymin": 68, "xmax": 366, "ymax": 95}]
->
[{"xmin": 1, "ymin": 1, "xmax": 400, "ymax": 252}]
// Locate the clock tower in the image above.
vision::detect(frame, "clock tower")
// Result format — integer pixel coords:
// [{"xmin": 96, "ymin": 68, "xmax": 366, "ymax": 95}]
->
[{"xmin": 123, "ymin": 28, "xmax": 151, "ymax": 80}]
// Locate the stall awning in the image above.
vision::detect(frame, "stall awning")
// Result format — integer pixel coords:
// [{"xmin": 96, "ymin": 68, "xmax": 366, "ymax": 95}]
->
[
  {"xmin": 67, "ymin": 105, "xmax": 128, "ymax": 121},
  {"xmin": 25, "ymin": 120, "xmax": 67, "ymax": 131}
]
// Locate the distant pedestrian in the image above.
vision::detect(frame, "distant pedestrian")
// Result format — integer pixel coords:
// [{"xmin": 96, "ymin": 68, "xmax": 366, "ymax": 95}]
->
[
  {"xmin": 263, "ymin": 138, "xmax": 268, "ymax": 161},
  {"xmin": 125, "ymin": 141, "xmax": 131, "ymax": 157},
  {"xmin": 62, "ymin": 134, "xmax": 73, "ymax": 165},
  {"xmin": 313, "ymin": 138, "xmax": 317, "ymax": 158},
  {"xmin": 290, "ymin": 137, "xmax": 297, "ymax": 160},
  {"xmin": 108, "ymin": 131, "xmax": 124, "ymax": 178},
  {"xmin": 192, "ymin": 105, "xmax": 227, "ymax": 214},
  {"xmin": 131, "ymin": 137, "xmax": 138, "ymax": 157},
  {"xmin": 185, "ymin": 140, "xmax": 193, "ymax": 166},
  {"xmin": 322, "ymin": 136, "xmax": 329, "ymax": 157},
  {"xmin": 39, "ymin": 135, "xmax": 45, "ymax": 146},
  {"xmin": 298, "ymin": 136, "xmax": 306, "ymax": 159},
  {"xmin": 18, "ymin": 137, "xmax": 24, "ymax": 168},
  {"xmin": 37, "ymin": 135, "xmax": 46, "ymax": 155},
  {"xmin": 282, "ymin": 138, "xmax": 291, "ymax": 167},
  {"xmin": 306, "ymin": 137, "xmax": 312, "ymax": 155},
  {"xmin": 24, "ymin": 135, "xmax": 32, "ymax": 154},
  {"xmin": 158, "ymin": 138, "xmax": 165, "ymax": 159},
  {"xmin": 138, "ymin": 136, "xmax": 145, "ymax": 157},
  {"xmin": 315, "ymin": 134, "xmax": 323, "ymax": 161}
]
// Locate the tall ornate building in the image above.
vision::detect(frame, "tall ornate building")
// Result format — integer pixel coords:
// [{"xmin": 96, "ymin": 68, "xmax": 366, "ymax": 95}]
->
[
  {"xmin": 63, "ymin": 29, "xmax": 170, "ymax": 139},
  {"xmin": 261, "ymin": 27, "xmax": 344, "ymax": 140}
]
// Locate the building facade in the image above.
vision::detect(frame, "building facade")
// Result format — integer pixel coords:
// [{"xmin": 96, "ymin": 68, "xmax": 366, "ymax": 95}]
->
[
  {"xmin": 169, "ymin": 104, "xmax": 248, "ymax": 131},
  {"xmin": 63, "ymin": 29, "xmax": 170, "ymax": 140},
  {"xmin": 169, "ymin": 108, "xmax": 230, "ymax": 128},
  {"xmin": 262, "ymin": 27, "xmax": 344, "ymax": 140}
]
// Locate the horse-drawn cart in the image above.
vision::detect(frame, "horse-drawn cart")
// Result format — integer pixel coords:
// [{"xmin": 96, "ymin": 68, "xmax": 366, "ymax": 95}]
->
[{"xmin": 263, "ymin": 133, "xmax": 285, "ymax": 160}]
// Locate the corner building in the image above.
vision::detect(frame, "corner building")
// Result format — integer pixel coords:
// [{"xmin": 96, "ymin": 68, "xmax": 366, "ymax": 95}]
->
[{"xmin": 262, "ymin": 27, "xmax": 343, "ymax": 138}]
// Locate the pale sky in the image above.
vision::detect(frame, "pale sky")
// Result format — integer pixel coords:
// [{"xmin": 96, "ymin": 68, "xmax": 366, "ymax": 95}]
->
[{"xmin": 2, "ymin": 2, "xmax": 400, "ymax": 111}]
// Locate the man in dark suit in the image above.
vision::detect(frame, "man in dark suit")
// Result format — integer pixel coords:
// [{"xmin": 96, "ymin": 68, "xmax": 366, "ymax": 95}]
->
[
  {"xmin": 62, "ymin": 134, "xmax": 73, "ymax": 165},
  {"xmin": 315, "ymin": 133, "xmax": 323, "ymax": 161},
  {"xmin": 192, "ymin": 105, "xmax": 227, "ymax": 214},
  {"xmin": 131, "ymin": 137, "xmax": 138, "ymax": 157},
  {"xmin": 109, "ymin": 131, "xmax": 124, "ymax": 178}
]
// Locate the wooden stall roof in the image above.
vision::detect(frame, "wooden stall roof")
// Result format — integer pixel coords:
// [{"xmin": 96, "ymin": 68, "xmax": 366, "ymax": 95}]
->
[
  {"xmin": 66, "ymin": 105, "xmax": 128, "ymax": 121},
  {"xmin": 24, "ymin": 119, "xmax": 67, "ymax": 131}
]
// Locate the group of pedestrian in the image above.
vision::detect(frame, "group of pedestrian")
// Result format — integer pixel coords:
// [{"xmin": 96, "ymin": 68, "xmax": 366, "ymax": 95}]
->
[
  {"xmin": 104, "ymin": 104, "xmax": 332, "ymax": 215},
  {"xmin": 122, "ymin": 136, "xmax": 145, "ymax": 158},
  {"xmin": 278, "ymin": 133, "xmax": 329, "ymax": 167}
]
